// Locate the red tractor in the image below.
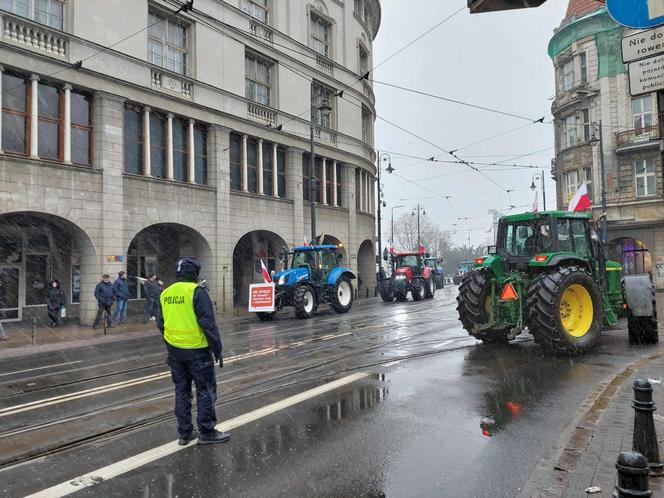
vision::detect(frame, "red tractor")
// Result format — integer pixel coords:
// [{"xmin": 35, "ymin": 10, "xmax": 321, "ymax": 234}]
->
[{"xmin": 380, "ymin": 248, "xmax": 436, "ymax": 302}]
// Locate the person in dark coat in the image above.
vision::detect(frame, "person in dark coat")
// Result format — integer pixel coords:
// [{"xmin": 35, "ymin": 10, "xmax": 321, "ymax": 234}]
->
[
  {"xmin": 142, "ymin": 274, "xmax": 161, "ymax": 323},
  {"xmin": 93, "ymin": 274, "xmax": 114, "ymax": 329},
  {"xmin": 45, "ymin": 280, "xmax": 66, "ymax": 327},
  {"xmin": 157, "ymin": 258, "xmax": 229, "ymax": 446},
  {"xmin": 111, "ymin": 271, "xmax": 129, "ymax": 325}
]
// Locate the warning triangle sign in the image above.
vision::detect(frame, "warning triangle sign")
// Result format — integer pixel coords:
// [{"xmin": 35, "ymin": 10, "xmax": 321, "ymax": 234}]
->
[{"xmin": 500, "ymin": 283, "xmax": 518, "ymax": 301}]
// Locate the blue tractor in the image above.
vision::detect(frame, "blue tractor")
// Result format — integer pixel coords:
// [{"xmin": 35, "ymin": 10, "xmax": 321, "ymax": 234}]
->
[{"xmin": 256, "ymin": 245, "xmax": 356, "ymax": 320}]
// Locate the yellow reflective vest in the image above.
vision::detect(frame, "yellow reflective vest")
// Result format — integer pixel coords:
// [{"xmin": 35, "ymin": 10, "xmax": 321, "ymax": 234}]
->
[{"xmin": 161, "ymin": 281, "xmax": 208, "ymax": 349}]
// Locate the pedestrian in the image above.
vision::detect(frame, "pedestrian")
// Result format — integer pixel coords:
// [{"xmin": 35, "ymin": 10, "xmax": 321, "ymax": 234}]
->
[
  {"xmin": 93, "ymin": 274, "xmax": 114, "ymax": 329},
  {"xmin": 157, "ymin": 257, "xmax": 230, "ymax": 446},
  {"xmin": 142, "ymin": 274, "xmax": 161, "ymax": 324},
  {"xmin": 45, "ymin": 280, "xmax": 66, "ymax": 327},
  {"xmin": 111, "ymin": 271, "xmax": 129, "ymax": 325}
]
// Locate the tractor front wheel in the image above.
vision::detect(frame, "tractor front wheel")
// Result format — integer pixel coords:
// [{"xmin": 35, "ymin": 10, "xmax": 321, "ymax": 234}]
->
[
  {"xmin": 331, "ymin": 277, "xmax": 353, "ymax": 313},
  {"xmin": 526, "ymin": 266, "xmax": 602, "ymax": 354},
  {"xmin": 293, "ymin": 285, "xmax": 317, "ymax": 319},
  {"xmin": 412, "ymin": 279, "xmax": 426, "ymax": 301},
  {"xmin": 424, "ymin": 278, "xmax": 435, "ymax": 299},
  {"xmin": 380, "ymin": 281, "xmax": 395, "ymax": 302},
  {"xmin": 456, "ymin": 268, "xmax": 511, "ymax": 344}
]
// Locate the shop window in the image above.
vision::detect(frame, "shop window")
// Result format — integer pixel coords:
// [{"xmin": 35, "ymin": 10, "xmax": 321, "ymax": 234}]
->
[
  {"xmin": 71, "ymin": 259, "xmax": 80, "ymax": 304},
  {"xmin": 25, "ymin": 254, "xmax": 49, "ymax": 306}
]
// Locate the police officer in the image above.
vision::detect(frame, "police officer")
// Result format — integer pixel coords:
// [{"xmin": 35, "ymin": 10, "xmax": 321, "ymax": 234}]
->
[{"xmin": 157, "ymin": 257, "xmax": 230, "ymax": 446}]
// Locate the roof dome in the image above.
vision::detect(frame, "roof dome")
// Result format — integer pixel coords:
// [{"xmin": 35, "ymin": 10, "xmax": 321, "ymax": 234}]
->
[{"xmin": 563, "ymin": 0, "xmax": 605, "ymax": 23}]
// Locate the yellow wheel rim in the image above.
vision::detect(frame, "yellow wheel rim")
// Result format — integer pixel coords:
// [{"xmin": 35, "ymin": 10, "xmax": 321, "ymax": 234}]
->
[{"xmin": 559, "ymin": 284, "xmax": 593, "ymax": 338}]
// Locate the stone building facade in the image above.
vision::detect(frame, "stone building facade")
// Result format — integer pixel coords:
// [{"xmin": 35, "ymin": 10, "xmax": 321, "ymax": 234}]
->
[
  {"xmin": 549, "ymin": 0, "xmax": 664, "ymax": 288},
  {"xmin": 0, "ymin": 0, "xmax": 380, "ymax": 323}
]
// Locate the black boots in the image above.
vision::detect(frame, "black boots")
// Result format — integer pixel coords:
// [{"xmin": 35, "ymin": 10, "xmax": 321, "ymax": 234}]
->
[{"xmin": 197, "ymin": 430, "xmax": 231, "ymax": 445}]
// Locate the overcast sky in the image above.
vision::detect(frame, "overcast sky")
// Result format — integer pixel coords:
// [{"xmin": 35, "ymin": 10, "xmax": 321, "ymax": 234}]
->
[{"xmin": 372, "ymin": 1, "xmax": 569, "ymax": 247}]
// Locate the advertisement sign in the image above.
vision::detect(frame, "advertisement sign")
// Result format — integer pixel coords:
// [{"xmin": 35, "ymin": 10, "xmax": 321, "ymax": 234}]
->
[
  {"xmin": 248, "ymin": 283, "xmax": 275, "ymax": 313},
  {"xmin": 608, "ymin": 0, "xmax": 664, "ymax": 30}
]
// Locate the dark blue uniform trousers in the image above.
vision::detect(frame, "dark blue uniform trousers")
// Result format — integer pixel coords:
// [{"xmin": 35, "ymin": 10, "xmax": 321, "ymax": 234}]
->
[{"xmin": 168, "ymin": 352, "xmax": 218, "ymax": 437}]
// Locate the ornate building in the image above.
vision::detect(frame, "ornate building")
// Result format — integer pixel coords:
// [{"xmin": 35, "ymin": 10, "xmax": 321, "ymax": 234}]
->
[
  {"xmin": 549, "ymin": 0, "xmax": 664, "ymax": 287},
  {"xmin": 0, "ymin": 0, "xmax": 381, "ymax": 323}
]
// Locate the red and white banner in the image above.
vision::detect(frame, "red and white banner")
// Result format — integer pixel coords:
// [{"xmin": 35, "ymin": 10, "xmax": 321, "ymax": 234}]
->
[
  {"xmin": 567, "ymin": 183, "xmax": 591, "ymax": 212},
  {"xmin": 531, "ymin": 191, "xmax": 539, "ymax": 212},
  {"xmin": 249, "ymin": 283, "xmax": 275, "ymax": 313},
  {"xmin": 418, "ymin": 244, "xmax": 426, "ymax": 254},
  {"xmin": 260, "ymin": 259, "xmax": 272, "ymax": 283}
]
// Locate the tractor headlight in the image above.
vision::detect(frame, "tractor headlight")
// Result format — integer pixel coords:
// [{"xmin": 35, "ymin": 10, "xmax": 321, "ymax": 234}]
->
[
  {"xmin": 278, "ymin": 275, "xmax": 286, "ymax": 285},
  {"xmin": 395, "ymin": 275, "xmax": 406, "ymax": 280}
]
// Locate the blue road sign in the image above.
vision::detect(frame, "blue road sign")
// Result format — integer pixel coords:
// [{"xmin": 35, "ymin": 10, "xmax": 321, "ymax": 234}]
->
[{"xmin": 608, "ymin": 0, "xmax": 664, "ymax": 29}]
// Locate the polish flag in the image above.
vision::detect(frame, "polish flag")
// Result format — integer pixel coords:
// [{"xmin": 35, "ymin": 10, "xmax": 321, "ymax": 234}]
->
[
  {"xmin": 532, "ymin": 191, "xmax": 539, "ymax": 212},
  {"xmin": 260, "ymin": 259, "xmax": 272, "ymax": 283},
  {"xmin": 418, "ymin": 244, "xmax": 426, "ymax": 254},
  {"xmin": 567, "ymin": 183, "xmax": 591, "ymax": 212}
]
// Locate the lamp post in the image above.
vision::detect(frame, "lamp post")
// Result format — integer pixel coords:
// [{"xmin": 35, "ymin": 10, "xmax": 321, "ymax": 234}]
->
[
  {"xmin": 377, "ymin": 152, "xmax": 391, "ymax": 275},
  {"xmin": 529, "ymin": 170, "xmax": 547, "ymax": 211},
  {"xmin": 591, "ymin": 121, "xmax": 608, "ymax": 242},
  {"xmin": 309, "ymin": 82, "xmax": 333, "ymax": 244},
  {"xmin": 411, "ymin": 204, "xmax": 426, "ymax": 249},
  {"xmin": 391, "ymin": 204, "xmax": 405, "ymax": 249}
]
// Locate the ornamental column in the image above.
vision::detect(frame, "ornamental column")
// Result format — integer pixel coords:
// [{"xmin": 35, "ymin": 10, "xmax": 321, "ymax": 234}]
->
[
  {"xmin": 143, "ymin": 106, "xmax": 151, "ymax": 176},
  {"xmin": 241, "ymin": 134, "xmax": 248, "ymax": 192},
  {"xmin": 166, "ymin": 113, "xmax": 174, "ymax": 180},
  {"xmin": 63, "ymin": 84, "xmax": 72, "ymax": 163},
  {"xmin": 29, "ymin": 74, "xmax": 39, "ymax": 159},
  {"xmin": 257, "ymin": 138, "xmax": 264, "ymax": 195},
  {"xmin": 188, "ymin": 119, "xmax": 195, "ymax": 183}
]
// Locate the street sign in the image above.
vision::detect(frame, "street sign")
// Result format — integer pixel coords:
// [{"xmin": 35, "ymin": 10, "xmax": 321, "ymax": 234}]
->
[
  {"xmin": 622, "ymin": 26, "xmax": 664, "ymax": 63},
  {"xmin": 628, "ymin": 54, "xmax": 664, "ymax": 96},
  {"xmin": 248, "ymin": 283, "xmax": 275, "ymax": 313},
  {"xmin": 468, "ymin": 0, "xmax": 546, "ymax": 13},
  {"xmin": 608, "ymin": 0, "xmax": 664, "ymax": 29}
]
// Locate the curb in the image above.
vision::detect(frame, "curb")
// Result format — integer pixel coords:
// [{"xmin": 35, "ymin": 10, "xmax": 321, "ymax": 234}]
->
[{"xmin": 520, "ymin": 350, "xmax": 664, "ymax": 497}]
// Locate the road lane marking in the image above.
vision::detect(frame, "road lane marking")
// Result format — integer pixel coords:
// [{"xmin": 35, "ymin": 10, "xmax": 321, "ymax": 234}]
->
[
  {"xmin": 0, "ymin": 361, "xmax": 83, "ymax": 378},
  {"xmin": 24, "ymin": 371, "xmax": 370, "ymax": 498}
]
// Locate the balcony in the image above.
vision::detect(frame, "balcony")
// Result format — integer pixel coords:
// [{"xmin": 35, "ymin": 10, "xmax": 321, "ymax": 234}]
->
[
  {"xmin": 315, "ymin": 56, "xmax": 333, "ymax": 76},
  {"xmin": 615, "ymin": 126, "xmax": 661, "ymax": 154},
  {"xmin": 150, "ymin": 69, "xmax": 193, "ymax": 99},
  {"xmin": 2, "ymin": 13, "xmax": 67, "ymax": 59},
  {"xmin": 247, "ymin": 102, "xmax": 277, "ymax": 126},
  {"xmin": 552, "ymin": 82, "xmax": 596, "ymax": 115}
]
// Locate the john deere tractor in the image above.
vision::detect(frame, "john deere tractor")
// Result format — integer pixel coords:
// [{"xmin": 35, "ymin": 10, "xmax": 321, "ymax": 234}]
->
[{"xmin": 457, "ymin": 211, "xmax": 658, "ymax": 354}]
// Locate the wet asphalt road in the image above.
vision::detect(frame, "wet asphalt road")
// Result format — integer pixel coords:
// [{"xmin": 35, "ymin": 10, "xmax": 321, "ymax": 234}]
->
[{"xmin": 0, "ymin": 286, "xmax": 661, "ymax": 498}]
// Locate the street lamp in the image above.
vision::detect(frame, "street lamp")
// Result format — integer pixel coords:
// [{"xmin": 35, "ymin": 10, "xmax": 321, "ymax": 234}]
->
[
  {"xmin": 529, "ymin": 170, "xmax": 547, "ymax": 211},
  {"xmin": 309, "ymin": 83, "xmax": 333, "ymax": 244},
  {"xmin": 590, "ymin": 121, "xmax": 608, "ymax": 243},
  {"xmin": 376, "ymin": 152, "xmax": 391, "ymax": 277},
  {"xmin": 411, "ymin": 204, "xmax": 426, "ymax": 249}
]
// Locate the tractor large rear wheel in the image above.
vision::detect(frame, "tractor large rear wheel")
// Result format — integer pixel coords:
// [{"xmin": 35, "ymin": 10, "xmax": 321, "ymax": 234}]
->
[
  {"xmin": 526, "ymin": 266, "xmax": 602, "ymax": 354},
  {"xmin": 457, "ymin": 269, "xmax": 510, "ymax": 344},
  {"xmin": 380, "ymin": 281, "xmax": 395, "ymax": 302},
  {"xmin": 412, "ymin": 279, "xmax": 426, "ymax": 301}
]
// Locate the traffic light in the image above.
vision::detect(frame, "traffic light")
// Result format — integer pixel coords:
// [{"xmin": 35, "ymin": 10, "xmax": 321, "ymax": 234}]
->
[{"xmin": 468, "ymin": 0, "xmax": 547, "ymax": 14}]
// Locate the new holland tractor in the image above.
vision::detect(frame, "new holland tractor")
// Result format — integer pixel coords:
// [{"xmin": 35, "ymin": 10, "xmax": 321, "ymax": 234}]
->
[
  {"xmin": 256, "ymin": 244, "xmax": 355, "ymax": 321},
  {"xmin": 380, "ymin": 249, "xmax": 436, "ymax": 302},
  {"xmin": 456, "ymin": 211, "xmax": 658, "ymax": 354}
]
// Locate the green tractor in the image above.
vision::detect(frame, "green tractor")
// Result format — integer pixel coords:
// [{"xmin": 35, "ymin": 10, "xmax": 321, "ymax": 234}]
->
[{"xmin": 457, "ymin": 211, "xmax": 658, "ymax": 354}]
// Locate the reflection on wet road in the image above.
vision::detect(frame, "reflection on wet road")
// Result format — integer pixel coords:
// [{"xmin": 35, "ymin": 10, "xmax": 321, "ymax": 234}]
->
[{"xmin": 0, "ymin": 286, "xmax": 660, "ymax": 498}]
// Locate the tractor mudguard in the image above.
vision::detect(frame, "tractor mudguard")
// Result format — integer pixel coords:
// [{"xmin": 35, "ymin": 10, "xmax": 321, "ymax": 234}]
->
[
  {"xmin": 529, "ymin": 253, "xmax": 590, "ymax": 270},
  {"xmin": 326, "ymin": 267, "xmax": 356, "ymax": 286},
  {"xmin": 274, "ymin": 268, "xmax": 309, "ymax": 286},
  {"xmin": 623, "ymin": 274, "xmax": 654, "ymax": 317}
]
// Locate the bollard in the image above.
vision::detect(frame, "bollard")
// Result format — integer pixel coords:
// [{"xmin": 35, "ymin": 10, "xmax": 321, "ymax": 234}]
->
[
  {"xmin": 613, "ymin": 451, "xmax": 652, "ymax": 498},
  {"xmin": 632, "ymin": 379, "xmax": 664, "ymax": 475},
  {"xmin": 31, "ymin": 316, "xmax": 37, "ymax": 345}
]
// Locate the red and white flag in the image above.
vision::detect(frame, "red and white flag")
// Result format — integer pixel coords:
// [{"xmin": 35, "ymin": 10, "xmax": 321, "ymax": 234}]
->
[
  {"xmin": 260, "ymin": 259, "xmax": 272, "ymax": 283},
  {"xmin": 531, "ymin": 190, "xmax": 539, "ymax": 212},
  {"xmin": 567, "ymin": 183, "xmax": 591, "ymax": 212},
  {"xmin": 418, "ymin": 244, "xmax": 426, "ymax": 254}
]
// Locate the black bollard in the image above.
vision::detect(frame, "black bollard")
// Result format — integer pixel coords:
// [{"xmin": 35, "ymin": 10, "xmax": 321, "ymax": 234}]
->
[
  {"xmin": 613, "ymin": 451, "xmax": 652, "ymax": 498},
  {"xmin": 632, "ymin": 379, "xmax": 664, "ymax": 475}
]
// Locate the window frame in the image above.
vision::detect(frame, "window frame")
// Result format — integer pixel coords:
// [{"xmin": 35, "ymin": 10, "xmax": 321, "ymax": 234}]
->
[
  {"xmin": 241, "ymin": 0, "xmax": 268, "ymax": 23},
  {"xmin": 2, "ymin": 0, "xmax": 64, "ymax": 30},
  {"xmin": 277, "ymin": 146, "xmax": 286, "ymax": 198},
  {"xmin": 583, "ymin": 166, "xmax": 593, "ymax": 202},
  {"xmin": 563, "ymin": 170, "xmax": 579, "ymax": 202},
  {"xmin": 562, "ymin": 114, "xmax": 578, "ymax": 149},
  {"xmin": 562, "ymin": 59, "xmax": 574, "ymax": 91},
  {"xmin": 123, "ymin": 104, "xmax": 144, "ymax": 175},
  {"xmin": 358, "ymin": 42, "xmax": 369, "ymax": 75},
  {"xmin": 70, "ymin": 89, "xmax": 93, "ymax": 166},
  {"xmin": 149, "ymin": 111, "xmax": 167, "ymax": 179},
  {"xmin": 1, "ymin": 71, "xmax": 30, "ymax": 156},
  {"xmin": 635, "ymin": 158, "xmax": 657, "ymax": 197},
  {"xmin": 579, "ymin": 52, "xmax": 588, "ymax": 84},
  {"xmin": 147, "ymin": 8, "xmax": 189, "ymax": 76},
  {"xmin": 312, "ymin": 82, "xmax": 334, "ymax": 129},
  {"xmin": 193, "ymin": 123, "xmax": 207, "ymax": 185},
  {"xmin": 37, "ymin": 81, "xmax": 62, "ymax": 161},
  {"xmin": 245, "ymin": 51, "xmax": 273, "ymax": 107},
  {"xmin": 310, "ymin": 11, "xmax": 331, "ymax": 57},
  {"xmin": 632, "ymin": 95, "xmax": 653, "ymax": 130},
  {"xmin": 303, "ymin": 153, "xmax": 312, "ymax": 202}
]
